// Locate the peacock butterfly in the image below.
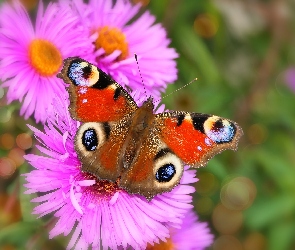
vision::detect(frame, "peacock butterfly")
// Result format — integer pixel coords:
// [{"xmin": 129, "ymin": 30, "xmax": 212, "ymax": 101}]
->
[{"xmin": 57, "ymin": 57, "xmax": 243, "ymax": 200}]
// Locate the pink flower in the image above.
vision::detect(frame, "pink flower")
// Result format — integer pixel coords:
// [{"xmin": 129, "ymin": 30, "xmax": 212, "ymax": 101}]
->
[
  {"xmin": 0, "ymin": 1, "xmax": 94, "ymax": 123},
  {"xmin": 147, "ymin": 210, "xmax": 214, "ymax": 250},
  {"xmin": 24, "ymin": 94, "xmax": 198, "ymax": 249},
  {"xmin": 71, "ymin": 0, "xmax": 178, "ymax": 102},
  {"xmin": 172, "ymin": 210, "xmax": 213, "ymax": 249}
]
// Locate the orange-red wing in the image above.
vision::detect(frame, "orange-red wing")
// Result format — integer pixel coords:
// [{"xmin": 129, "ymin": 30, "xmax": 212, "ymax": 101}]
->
[
  {"xmin": 58, "ymin": 57, "xmax": 137, "ymax": 122},
  {"xmin": 156, "ymin": 112, "xmax": 243, "ymax": 167}
]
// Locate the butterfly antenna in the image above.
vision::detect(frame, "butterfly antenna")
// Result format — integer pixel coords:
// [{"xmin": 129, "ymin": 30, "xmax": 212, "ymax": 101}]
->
[
  {"xmin": 134, "ymin": 53, "xmax": 148, "ymax": 99},
  {"xmin": 162, "ymin": 78, "xmax": 198, "ymax": 99},
  {"xmin": 153, "ymin": 78, "xmax": 198, "ymax": 109}
]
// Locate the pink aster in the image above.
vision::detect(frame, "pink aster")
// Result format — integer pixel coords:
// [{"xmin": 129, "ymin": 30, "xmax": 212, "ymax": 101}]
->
[
  {"xmin": 172, "ymin": 210, "xmax": 213, "ymax": 249},
  {"xmin": 147, "ymin": 210, "xmax": 213, "ymax": 250},
  {"xmin": 71, "ymin": 0, "xmax": 178, "ymax": 101},
  {"xmin": 0, "ymin": 1, "xmax": 94, "ymax": 123},
  {"xmin": 24, "ymin": 94, "xmax": 198, "ymax": 250}
]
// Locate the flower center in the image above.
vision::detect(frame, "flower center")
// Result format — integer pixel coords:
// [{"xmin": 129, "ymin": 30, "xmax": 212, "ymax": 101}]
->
[
  {"xmin": 146, "ymin": 238, "xmax": 174, "ymax": 250},
  {"xmin": 81, "ymin": 172, "xmax": 122, "ymax": 200},
  {"xmin": 94, "ymin": 26, "xmax": 129, "ymax": 61},
  {"xmin": 28, "ymin": 39, "xmax": 62, "ymax": 77}
]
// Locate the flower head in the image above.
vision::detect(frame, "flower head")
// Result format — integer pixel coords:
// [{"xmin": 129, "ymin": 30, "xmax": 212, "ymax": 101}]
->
[
  {"xmin": 72, "ymin": 0, "xmax": 178, "ymax": 101},
  {"xmin": 147, "ymin": 210, "xmax": 214, "ymax": 250},
  {"xmin": 24, "ymin": 94, "xmax": 198, "ymax": 249},
  {"xmin": 0, "ymin": 1, "xmax": 94, "ymax": 123}
]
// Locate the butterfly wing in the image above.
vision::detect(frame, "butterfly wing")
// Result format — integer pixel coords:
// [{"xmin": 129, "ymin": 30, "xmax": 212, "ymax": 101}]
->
[
  {"xmin": 74, "ymin": 118, "xmax": 131, "ymax": 181},
  {"xmin": 156, "ymin": 112, "xmax": 243, "ymax": 167},
  {"xmin": 58, "ymin": 57, "xmax": 137, "ymax": 181},
  {"xmin": 58, "ymin": 57, "xmax": 137, "ymax": 122}
]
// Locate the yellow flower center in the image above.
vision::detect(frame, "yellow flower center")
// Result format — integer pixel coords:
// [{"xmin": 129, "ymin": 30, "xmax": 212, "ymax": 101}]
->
[
  {"xmin": 94, "ymin": 26, "xmax": 129, "ymax": 61},
  {"xmin": 28, "ymin": 39, "xmax": 62, "ymax": 77},
  {"xmin": 146, "ymin": 238, "xmax": 174, "ymax": 250}
]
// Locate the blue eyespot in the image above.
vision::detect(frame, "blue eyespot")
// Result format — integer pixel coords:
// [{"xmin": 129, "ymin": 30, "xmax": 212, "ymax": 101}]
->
[
  {"xmin": 207, "ymin": 120, "xmax": 236, "ymax": 144},
  {"xmin": 82, "ymin": 129, "xmax": 98, "ymax": 151},
  {"xmin": 68, "ymin": 62, "xmax": 91, "ymax": 86},
  {"xmin": 155, "ymin": 164, "xmax": 176, "ymax": 182}
]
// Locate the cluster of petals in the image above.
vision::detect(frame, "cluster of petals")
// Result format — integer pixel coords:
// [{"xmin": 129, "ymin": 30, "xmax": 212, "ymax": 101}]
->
[
  {"xmin": 147, "ymin": 209, "xmax": 213, "ymax": 250},
  {"xmin": 170, "ymin": 210, "xmax": 214, "ymax": 249}
]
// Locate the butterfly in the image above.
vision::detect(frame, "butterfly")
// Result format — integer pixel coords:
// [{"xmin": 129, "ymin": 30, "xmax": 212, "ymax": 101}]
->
[{"xmin": 57, "ymin": 57, "xmax": 243, "ymax": 200}]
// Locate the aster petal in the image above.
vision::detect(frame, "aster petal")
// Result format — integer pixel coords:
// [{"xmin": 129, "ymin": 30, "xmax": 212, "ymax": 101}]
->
[{"xmin": 67, "ymin": 222, "xmax": 82, "ymax": 250}]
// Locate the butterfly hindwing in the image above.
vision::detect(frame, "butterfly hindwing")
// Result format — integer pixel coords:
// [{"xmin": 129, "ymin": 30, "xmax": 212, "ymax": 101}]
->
[
  {"xmin": 74, "ymin": 120, "xmax": 130, "ymax": 181},
  {"xmin": 57, "ymin": 57, "xmax": 137, "ymax": 122}
]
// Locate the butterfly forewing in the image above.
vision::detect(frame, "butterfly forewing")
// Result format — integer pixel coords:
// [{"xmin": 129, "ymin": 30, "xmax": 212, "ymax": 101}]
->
[
  {"xmin": 156, "ymin": 112, "xmax": 243, "ymax": 167},
  {"xmin": 57, "ymin": 57, "xmax": 137, "ymax": 122}
]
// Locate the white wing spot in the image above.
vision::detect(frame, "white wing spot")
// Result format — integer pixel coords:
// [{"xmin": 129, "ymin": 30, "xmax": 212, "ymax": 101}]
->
[
  {"xmin": 205, "ymin": 137, "xmax": 212, "ymax": 146},
  {"xmin": 79, "ymin": 87, "xmax": 87, "ymax": 94}
]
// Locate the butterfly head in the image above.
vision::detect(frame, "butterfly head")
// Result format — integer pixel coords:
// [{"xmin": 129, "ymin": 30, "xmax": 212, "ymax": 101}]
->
[{"xmin": 141, "ymin": 96, "xmax": 155, "ymax": 111}]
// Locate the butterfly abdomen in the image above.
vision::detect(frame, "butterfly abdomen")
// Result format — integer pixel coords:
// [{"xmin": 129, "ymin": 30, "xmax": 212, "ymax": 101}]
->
[{"xmin": 121, "ymin": 98, "xmax": 155, "ymax": 169}]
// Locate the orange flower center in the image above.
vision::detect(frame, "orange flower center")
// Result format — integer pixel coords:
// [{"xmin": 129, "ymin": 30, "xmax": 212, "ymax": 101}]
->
[
  {"xmin": 146, "ymin": 238, "xmax": 174, "ymax": 250},
  {"xmin": 28, "ymin": 39, "xmax": 62, "ymax": 77},
  {"xmin": 94, "ymin": 26, "xmax": 129, "ymax": 61}
]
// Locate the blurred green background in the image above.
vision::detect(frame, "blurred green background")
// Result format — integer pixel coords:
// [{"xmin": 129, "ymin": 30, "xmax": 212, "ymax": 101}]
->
[{"xmin": 1, "ymin": 0, "xmax": 295, "ymax": 249}]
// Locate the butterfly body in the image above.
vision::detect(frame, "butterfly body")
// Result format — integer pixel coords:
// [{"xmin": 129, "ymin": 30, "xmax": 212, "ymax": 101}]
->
[
  {"xmin": 58, "ymin": 57, "xmax": 243, "ymax": 200},
  {"xmin": 120, "ymin": 98, "xmax": 154, "ymax": 169}
]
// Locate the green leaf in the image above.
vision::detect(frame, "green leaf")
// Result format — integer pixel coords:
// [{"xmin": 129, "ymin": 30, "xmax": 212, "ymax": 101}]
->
[
  {"xmin": 268, "ymin": 220, "xmax": 295, "ymax": 250},
  {"xmin": 244, "ymin": 195, "xmax": 295, "ymax": 229},
  {"xmin": 175, "ymin": 26, "xmax": 220, "ymax": 86},
  {"xmin": 0, "ymin": 221, "xmax": 39, "ymax": 247},
  {"xmin": 205, "ymin": 158, "xmax": 228, "ymax": 180}
]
